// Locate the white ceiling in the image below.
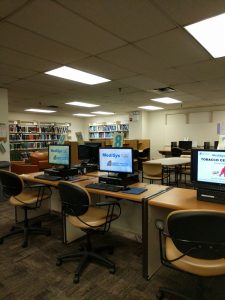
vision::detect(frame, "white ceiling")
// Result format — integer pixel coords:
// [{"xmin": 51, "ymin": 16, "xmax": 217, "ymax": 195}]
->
[{"xmin": 1, "ymin": 0, "xmax": 225, "ymax": 117}]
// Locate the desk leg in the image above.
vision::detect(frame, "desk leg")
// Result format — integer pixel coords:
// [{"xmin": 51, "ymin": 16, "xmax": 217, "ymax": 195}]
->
[{"xmin": 143, "ymin": 202, "xmax": 172, "ymax": 280}]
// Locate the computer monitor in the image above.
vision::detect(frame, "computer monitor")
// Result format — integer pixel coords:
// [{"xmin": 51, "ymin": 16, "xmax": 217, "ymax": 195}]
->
[
  {"xmin": 178, "ymin": 140, "xmax": 192, "ymax": 150},
  {"xmin": 48, "ymin": 144, "xmax": 71, "ymax": 168},
  {"xmin": 191, "ymin": 149, "xmax": 225, "ymax": 191},
  {"xmin": 84, "ymin": 142, "xmax": 101, "ymax": 164},
  {"xmin": 78, "ymin": 145, "xmax": 91, "ymax": 162},
  {"xmin": 99, "ymin": 147, "xmax": 133, "ymax": 175}
]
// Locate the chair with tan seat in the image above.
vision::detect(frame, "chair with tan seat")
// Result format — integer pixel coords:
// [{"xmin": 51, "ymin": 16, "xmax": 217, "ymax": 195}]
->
[
  {"xmin": 56, "ymin": 181, "xmax": 121, "ymax": 283},
  {"xmin": 142, "ymin": 162, "xmax": 169, "ymax": 185},
  {"xmin": 0, "ymin": 170, "xmax": 52, "ymax": 248},
  {"xmin": 155, "ymin": 209, "xmax": 225, "ymax": 300}
]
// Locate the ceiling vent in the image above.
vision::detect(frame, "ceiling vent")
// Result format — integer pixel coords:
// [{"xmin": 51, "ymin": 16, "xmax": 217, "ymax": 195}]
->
[
  {"xmin": 46, "ymin": 105, "xmax": 59, "ymax": 108},
  {"xmin": 151, "ymin": 87, "xmax": 175, "ymax": 94}
]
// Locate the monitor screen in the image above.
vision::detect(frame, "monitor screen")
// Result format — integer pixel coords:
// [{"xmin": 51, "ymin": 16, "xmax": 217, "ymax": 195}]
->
[
  {"xmin": 179, "ymin": 141, "xmax": 192, "ymax": 150},
  {"xmin": 85, "ymin": 142, "xmax": 101, "ymax": 164},
  {"xmin": 78, "ymin": 145, "xmax": 91, "ymax": 161},
  {"xmin": 48, "ymin": 144, "xmax": 71, "ymax": 167},
  {"xmin": 191, "ymin": 149, "xmax": 225, "ymax": 189},
  {"xmin": 99, "ymin": 147, "xmax": 133, "ymax": 174}
]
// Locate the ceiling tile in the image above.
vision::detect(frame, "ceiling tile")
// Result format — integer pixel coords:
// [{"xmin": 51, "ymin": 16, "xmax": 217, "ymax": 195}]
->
[
  {"xmin": 0, "ymin": 22, "xmax": 88, "ymax": 64},
  {"xmin": 57, "ymin": 0, "xmax": 176, "ymax": 42},
  {"xmin": 136, "ymin": 28, "xmax": 211, "ymax": 68},
  {"xmin": 155, "ymin": 0, "xmax": 225, "ymax": 26},
  {"xmin": 8, "ymin": 0, "xmax": 126, "ymax": 54}
]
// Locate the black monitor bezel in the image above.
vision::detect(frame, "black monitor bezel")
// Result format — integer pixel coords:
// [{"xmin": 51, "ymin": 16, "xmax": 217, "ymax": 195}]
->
[
  {"xmin": 98, "ymin": 147, "xmax": 134, "ymax": 174},
  {"xmin": 48, "ymin": 144, "xmax": 71, "ymax": 167},
  {"xmin": 191, "ymin": 148, "xmax": 225, "ymax": 189}
]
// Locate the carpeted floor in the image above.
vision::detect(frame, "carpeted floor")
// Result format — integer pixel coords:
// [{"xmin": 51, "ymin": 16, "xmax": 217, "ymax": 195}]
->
[{"xmin": 0, "ymin": 199, "xmax": 225, "ymax": 300}]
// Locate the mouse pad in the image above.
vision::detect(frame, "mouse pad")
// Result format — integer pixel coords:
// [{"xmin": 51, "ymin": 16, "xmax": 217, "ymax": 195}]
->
[{"xmin": 121, "ymin": 188, "xmax": 147, "ymax": 194}]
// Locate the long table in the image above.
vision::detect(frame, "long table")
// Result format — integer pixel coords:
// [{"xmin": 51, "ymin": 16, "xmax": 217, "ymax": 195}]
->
[{"xmin": 20, "ymin": 172, "xmax": 225, "ymax": 280}]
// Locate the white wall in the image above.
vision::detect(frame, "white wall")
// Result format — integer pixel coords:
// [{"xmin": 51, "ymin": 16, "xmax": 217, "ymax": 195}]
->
[
  {"xmin": 0, "ymin": 89, "xmax": 10, "ymax": 161},
  {"xmin": 144, "ymin": 108, "xmax": 225, "ymax": 159}
]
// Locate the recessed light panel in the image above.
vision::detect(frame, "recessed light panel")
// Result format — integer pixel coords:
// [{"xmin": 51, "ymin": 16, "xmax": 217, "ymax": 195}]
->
[
  {"xmin": 73, "ymin": 113, "xmax": 96, "ymax": 117},
  {"xmin": 91, "ymin": 111, "xmax": 115, "ymax": 115},
  {"xmin": 138, "ymin": 106, "xmax": 163, "ymax": 111},
  {"xmin": 185, "ymin": 13, "xmax": 225, "ymax": 58},
  {"xmin": 66, "ymin": 101, "xmax": 99, "ymax": 108},
  {"xmin": 151, "ymin": 97, "xmax": 181, "ymax": 104},
  {"xmin": 25, "ymin": 109, "xmax": 56, "ymax": 113},
  {"xmin": 45, "ymin": 66, "xmax": 110, "ymax": 85}
]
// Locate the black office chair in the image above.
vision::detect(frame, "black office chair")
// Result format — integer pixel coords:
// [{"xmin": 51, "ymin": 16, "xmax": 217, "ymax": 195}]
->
[
  {"xmin": 138, "ymin": 147, "xmax": 150, "ymax": 170},
  {"xmin": 204, "ymin": 141, "xmax": 210, "ymax": 149},
  {"xmin": 56, "ymin": 181, "xmax": 121, "ymax": 283},
  {"xmin": 171, "ymin": 147, "xmax": 183, "ymax": 157},
  {"xmin": 0, "ymin": 170, "xmax": 52, "ymax": 247},
  {"xmin": 155, "ymin": 209, "xmax": 225, "ymax": 300}
]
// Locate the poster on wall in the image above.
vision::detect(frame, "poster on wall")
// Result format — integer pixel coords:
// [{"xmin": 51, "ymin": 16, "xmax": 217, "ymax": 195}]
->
[
  {"xmin": 217, "ymin": 135, "xmax": 225, "ymax": 150},
  {"xmin": 75, "ymin": 132, "xmax": 84, "ymax": 145},
  {"xmin": 112, "ymin": 132, "xmax": 124, "ymax": 147}
]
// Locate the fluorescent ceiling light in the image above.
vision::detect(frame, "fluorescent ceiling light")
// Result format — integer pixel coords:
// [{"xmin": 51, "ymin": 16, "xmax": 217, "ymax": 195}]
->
[
  {"xmin": 66, "ymin": 101, "xmax": 99, "ymax": 108},
  {"xmin": 185, "ymin": 12, "xmax": 225, "ymax": 58},
  {"xmin": 73, "ymin": 113, "xmax": 96, "ymax": 117},
  {"xmin": 91, "ymin": 111, "xmax": 115, "ymax": 115},
  {"xmin": 151, "ymin": 97, "xmax": 181, "ymax": 104},
  {"xmin": 25, "ymin": 109, "xmax": 56, "ymax": 113},
  {"xmin": 138, "ymin": 106, "xmax": 163, "ymax": 111},
  {"xmin": 45, "ymin": 66, "xmax": 110, "ymax": 85}
]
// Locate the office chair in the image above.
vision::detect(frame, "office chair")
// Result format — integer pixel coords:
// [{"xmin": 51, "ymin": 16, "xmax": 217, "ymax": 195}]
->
[
  {"xmin": 204, "ymin": 141, "xmax": 210, "ymax": 149},
  {"xmin": 142, "ymin": 162, "xmax": 169, "ymax": 185},
  {"xmin": 56, "ymin": 181, "xmax": 121, "ymax": 283},
  {"xmin": 138, "ymin": 147, "xmax": 150, "ymax": 170},
  {"xmin": 0, "ymin": 170, "xmax": 52, "ymax": 247},
  {"xmin": 171, "ymin": 147, "xmax": 183, "ymax": 157},
  {"xmin": 155, "ymin": 209, "xmax": 225, "ymax": 300}
]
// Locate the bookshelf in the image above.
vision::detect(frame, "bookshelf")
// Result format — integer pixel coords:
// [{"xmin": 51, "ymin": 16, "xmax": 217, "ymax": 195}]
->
[
  {"xmin": 89, "ymin": 122, "xmax": 129, "ymax": 140},
  {"xmin": 9, "ymin": 121, "xmax": 71, "ymax": 158}
]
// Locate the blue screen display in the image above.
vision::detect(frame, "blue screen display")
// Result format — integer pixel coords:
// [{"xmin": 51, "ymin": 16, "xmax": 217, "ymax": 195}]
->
[
  {"xmin": 99, "ymin": 148, "xmax": 133, "ymax": 174},
  {"xmin": 48, "ymin": 144, "xmax": 70, "ymax": 166}
]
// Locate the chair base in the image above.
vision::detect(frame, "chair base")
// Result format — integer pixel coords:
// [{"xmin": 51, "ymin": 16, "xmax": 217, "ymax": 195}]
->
[
  {"xmin": 0, "ymin": 224, "xmax": 51, "ymax": 248},
  {"xmin": 56, "ymin": 245, "xmax": 115, "ymax": 283}
]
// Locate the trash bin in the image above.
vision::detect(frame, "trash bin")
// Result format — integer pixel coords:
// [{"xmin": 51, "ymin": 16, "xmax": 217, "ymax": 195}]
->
[{"xmin": 0, "ymin": 161, "xmax": 10, "ymax": 202}]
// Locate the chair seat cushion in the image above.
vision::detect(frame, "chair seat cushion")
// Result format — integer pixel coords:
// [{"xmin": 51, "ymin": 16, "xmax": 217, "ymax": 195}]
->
[
  {"xmin": 10, "ymin": 189, "xmax": 50, "ymax": 206},
  {"xmin": 68, "ymin": 207, "xmax": 115, "ymax": 229},
  {"xmin": 166, "ymin": 237, "xmax": 225, "ymax": 277}
]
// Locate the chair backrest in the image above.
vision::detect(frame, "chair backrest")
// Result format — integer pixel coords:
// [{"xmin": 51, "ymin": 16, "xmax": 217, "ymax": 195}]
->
[
  {"xmin": 143, "ymin": 163, "xmax": 162, "ymax": 176},
  {"xmin": 167, "ymin": 210, "xmax": 225, "ymax": 260},
  {"xmin": 139, "ymin": 148, "xmax": 150, "ymax": 159},
  {"xmin": 204, "ymin": 142, "xmax": 210, "ymax": 149},
  {"xmin": 0, "ymin": 170, "xmax": 24, "ymax": 197},
  {"xmin": 58, "ymin": 181, "xmax": 91, "ymax": 216},
  {"xmin": 171, "ymin": 147, "xmax": 182, "ymax": 157}
]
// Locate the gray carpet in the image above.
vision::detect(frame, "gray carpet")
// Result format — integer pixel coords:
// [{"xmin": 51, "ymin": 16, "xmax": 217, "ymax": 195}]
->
[{"xmin": 0, "ymin": 200, "xmax": 225, "ymax": 300}]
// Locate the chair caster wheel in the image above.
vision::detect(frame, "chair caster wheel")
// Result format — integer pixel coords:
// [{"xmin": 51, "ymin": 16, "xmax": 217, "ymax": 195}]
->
[
  {"xmin": 109, "ymin": 266, "xmax": 115, "ymax": 274},
  {"xmin": 56, "ymin": 259, "xmax": 62, "ymax": 266},
  {"xmin": 156, "ymin": 290, "xmax": 164, "ymax": 300},
  {"xmin": 73, "ymin": 274, "xmax": 79, "ymax": 284}
]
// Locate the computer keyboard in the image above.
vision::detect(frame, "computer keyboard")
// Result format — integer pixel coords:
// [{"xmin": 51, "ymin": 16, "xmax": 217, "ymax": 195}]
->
[
  {"xmin": 85, "ymin": 182, "xmax": 124, "ymax": 192},
  {"xmin": 34, "ymin": 174, "xmax": 62, "ymax": 181}
]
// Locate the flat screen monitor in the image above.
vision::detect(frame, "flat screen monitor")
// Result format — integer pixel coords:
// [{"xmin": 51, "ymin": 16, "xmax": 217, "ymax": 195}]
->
[
  {"xmin": 178, "ymin": 140, "xmax": 192, "ymax": 150},
  {"xmin": 78, "ymin": 145, "xmax": 91, "ymax": 162},
  {"xmin": 85, "ymin": 142, "xmax": 101, "ymax": 164},
  {"xmin": 99, "ymin": 147, "xmax": 133, "ymax": 175},
  {"xmin": 191, "ymin": 149, "xmax": 225, "ymax": 191},
  {"xmin": 48, "ymin": 144, "xmax": 71, "ymax": 168}
]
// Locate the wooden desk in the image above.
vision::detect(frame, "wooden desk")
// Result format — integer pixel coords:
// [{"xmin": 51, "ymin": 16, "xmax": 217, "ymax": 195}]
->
[{"xmin": 142, "ymin": 187, "xmax": 225, "ymax": 280}]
